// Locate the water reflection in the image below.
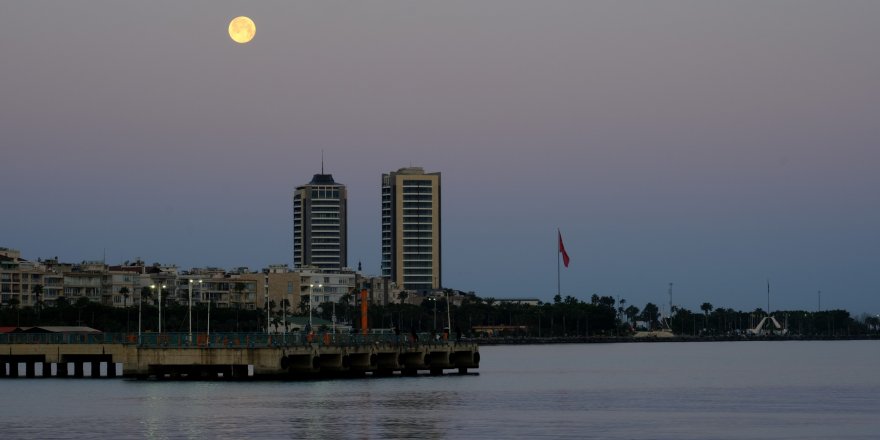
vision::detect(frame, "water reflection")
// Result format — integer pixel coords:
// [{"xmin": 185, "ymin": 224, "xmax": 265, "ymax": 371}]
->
[{"xmin": 1, "ymin": 342, "xmax": 879, "ymax": 439}]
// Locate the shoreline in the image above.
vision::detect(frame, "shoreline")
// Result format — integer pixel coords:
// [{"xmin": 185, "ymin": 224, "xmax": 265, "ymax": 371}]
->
[{"xmin": 469, "ymin": 334, "xmax": 880, "ymax": 345}]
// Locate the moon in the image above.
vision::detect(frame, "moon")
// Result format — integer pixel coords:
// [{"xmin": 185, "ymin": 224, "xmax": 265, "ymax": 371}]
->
[{"xmin": 228, "ymin": 16, "xmax": 256, "ymax": 44}]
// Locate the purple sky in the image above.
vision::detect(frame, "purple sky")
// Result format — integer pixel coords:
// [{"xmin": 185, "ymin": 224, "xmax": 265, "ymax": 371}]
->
[{"xmin": 2, "ymin": 1, "xmax": 878, "ymax": 314}]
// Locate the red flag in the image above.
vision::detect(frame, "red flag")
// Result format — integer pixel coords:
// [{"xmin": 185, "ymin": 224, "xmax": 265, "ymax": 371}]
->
[{"xmin": 558, "ymin": 230, "xmax": 570, "ymax": 268}]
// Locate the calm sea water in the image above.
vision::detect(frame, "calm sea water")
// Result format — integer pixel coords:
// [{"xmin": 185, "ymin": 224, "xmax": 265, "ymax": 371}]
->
[{"xmin": 1, "ymin": 341, "xmax": 878, "ymax": 439}]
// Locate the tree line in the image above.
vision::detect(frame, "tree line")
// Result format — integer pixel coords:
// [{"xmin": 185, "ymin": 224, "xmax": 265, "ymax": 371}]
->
[{"xmin": 2, "ymin": 290, "xmax": 878, "ymax": 337}]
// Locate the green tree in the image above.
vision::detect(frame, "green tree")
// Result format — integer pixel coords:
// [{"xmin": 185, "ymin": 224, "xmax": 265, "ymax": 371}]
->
[
  {"xmin": 119, "ymin": 287, "xmax": 130, "ymax": 307},
  {"xmin": 8, "ymin": 297, "xmax": 21, "ymax": 327},
  {"xmin": 700, "ymin": 302, "xmax": 714, "ymax": 315},
  {"xmin": 119, "ymin": 286, "xmax": 131, "ymax": 333},
  {"xmin": 641, "ymin": 303, "xmax": 660, "ymax": 330},
  {"xmin": 624, "ymin": 305, "xmax": 640, "ymax": 326},
  {"xmin": 32, "ymin": 284, "xmax": 44, "ymax": 324},
  {"xmin": 234, "ymin": 282, "xmax": 247, "ymax": 331},
  {"xmin": 701, "ymin": 302, "xmax": 714, "ymax": 332}
]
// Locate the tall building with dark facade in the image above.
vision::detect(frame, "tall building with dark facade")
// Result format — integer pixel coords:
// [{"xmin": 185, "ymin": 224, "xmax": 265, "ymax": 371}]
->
[
  {"xmin": 293, "ymin": 174, "xmax": 347, "ymax": 270},
  {"xmin": 381, "ymin": 167, "xmax": 441, "ymax": 291}
]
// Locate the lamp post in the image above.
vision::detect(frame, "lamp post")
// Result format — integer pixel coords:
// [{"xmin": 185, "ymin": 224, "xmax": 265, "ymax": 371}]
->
[
  {"xmin": 188, "ymin": 279, "xmax": 202, "ymax": 343},
  {"xmin": 445, "ymin": 290, "xmax": 452, "ymax": 334},
  {"xmin": 138, "ymin": 288, "xmax": 143, "ymax": 345},
  {"xmin": 283, "ymin": 289, "xmax": 288, "ymax": 344},
  {"xmin": 151, "ymin": 284, "xmax": 166, "ymax": 334},
  {"xmin": 265, "ymin": 274, "xmax": 270, "ymax": 336},
  {"xmin": 428, "ymin": 296, "xmax": 437, "ymax": 331},
  {"xmin": 308, "ymin": 283, "xmax": 322, "ymax": 331},
  {"xmin": 281, "ymin": 291, "xmax": 290, "ymax": 347},
  {"xmin": 309, "ymin": 283, "xmax": 314, "ymax": 330},
  {"xmin": 207, "ymin": 288, "xmax": 212, "ymax": 342}
]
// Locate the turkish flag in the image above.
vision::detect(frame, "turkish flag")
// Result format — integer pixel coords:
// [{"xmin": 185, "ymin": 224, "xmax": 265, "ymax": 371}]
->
[{"xmin": 558, "ymin": 230, "xmax": 570, "ymax": 268}]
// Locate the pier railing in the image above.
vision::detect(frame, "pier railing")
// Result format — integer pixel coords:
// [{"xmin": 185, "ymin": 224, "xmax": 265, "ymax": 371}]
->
[{"xmin": 0, "ymin": 331, "xmax": 462, "ymax": 348}]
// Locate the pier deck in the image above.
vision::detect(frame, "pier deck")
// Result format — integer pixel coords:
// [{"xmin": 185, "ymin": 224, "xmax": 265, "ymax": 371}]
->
[{"xmin": 0, "ymin": 332, "xmax": 479, "ymax": 379}]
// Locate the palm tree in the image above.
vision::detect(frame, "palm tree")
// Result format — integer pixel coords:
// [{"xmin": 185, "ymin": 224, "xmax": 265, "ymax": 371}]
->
[
  {"xmin": 8, "ymin": 297, "xmax": 21, "ymax": 327},
  {"xmin": 642, "ymin": 303, "xmax": 660, "ymax": 330},
  {"xmin": 624, "ymin": 305, "xmax": 640, "ymax": 326},
  {"xmin": 140, "ymin": 286, "xmax": 152, "ymax": 331},
  {"xmin": 32, "ymin": 284, "xmax": 44, "ymax": 324},
  {"xmin": 120, "ymin": 287, "xmax": 131, "ymax": 333},
  {"xmin": 701, "ymin": 302, "xmax": 714, "ymax": 333},
  {"xmin": 700, "ymin": 302, "xmax": 714, "ymax": 315},
  {"xmin": 234, "ymin": 282, "xmax": 247, "ymax": 332}
]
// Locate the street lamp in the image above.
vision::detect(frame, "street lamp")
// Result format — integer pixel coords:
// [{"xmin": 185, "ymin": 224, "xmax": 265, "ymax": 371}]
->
[
  {"xmin": 265, "ymin": 274, "xmax": 270, "ymax": 336},
  {"xmin": 188, "ymin": 279, "xmax": 202, "ymax": 343},
  {"xmin": 151, "ymin": 284, "xmax": 167, "ymax": 334},
  {"xmin": 206, "ymin": 286, "xmax": 212, "ymax": 342},
  {"xmin": 283, "ymin": 288, "xmax": 288, "ymax": 344},
  {"xmin": 138, "ymin": 287, "xmax": 143, "ymax": 345},
  {"xmin": 428, "ymin": 296, "xmax": 437, "ymax": 331},
  {"xmin": 445, "ymin": 290, "xmax": 452, "ymax": 336}
]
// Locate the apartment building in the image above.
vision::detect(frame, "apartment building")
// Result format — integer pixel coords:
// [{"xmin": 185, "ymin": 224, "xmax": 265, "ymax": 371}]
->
[
  {"xmin": 381, "ymin": 167, "xmax": 442, "ymax": 292},
  {"xmin": 293, "ymin": 173, "xmax": 348, "ymax": 270}
]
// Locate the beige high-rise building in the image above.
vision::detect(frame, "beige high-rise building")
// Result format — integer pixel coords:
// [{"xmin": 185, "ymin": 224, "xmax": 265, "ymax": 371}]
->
[{"xmin": 381, "ymin": 167, "xmax": 441, "ymax": 292}]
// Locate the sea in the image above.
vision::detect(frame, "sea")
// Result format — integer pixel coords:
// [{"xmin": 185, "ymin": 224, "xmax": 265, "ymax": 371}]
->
[{"xmin": 1, "ymin": 340, "xmax": 878, "ymax": 439}]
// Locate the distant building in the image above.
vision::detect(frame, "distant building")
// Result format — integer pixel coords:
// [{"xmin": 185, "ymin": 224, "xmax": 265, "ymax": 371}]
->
[
  {"xmin": 495, "ymin": 298, "xmax": 542, "ymax": 306},
  {"xmin": 0, "ymin": 250, "xmax": 48, "ymax": 307},
  {"xmin": 1, "ymin": 247, "xmax": 360, "ymax": 312},
  {"xmin": 234, "ymin": 266, "xmax": 302, "ymax": 311},
  {"xmin": 381, "ymin": 167, "xmax": 441, "ymax": 291},
  {"xmin": 355, "ymin": 275, "xmax": 395, "ymax": 306},
  {"xmin": 296, "ymin": 267, "xmax": 357, "ymax": 305},
  {"xmin": 62, "ymin": 262, "xmax": 106, "ymax": 305},
  {"xmin": 293, "ymin": 173, "xmax": 348, "ymax": 270}
]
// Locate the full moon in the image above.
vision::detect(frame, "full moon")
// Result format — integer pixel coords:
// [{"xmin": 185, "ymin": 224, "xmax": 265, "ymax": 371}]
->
[{"xmin": 228, "ymin": 16, "xmax": 255, "ymax": 44}]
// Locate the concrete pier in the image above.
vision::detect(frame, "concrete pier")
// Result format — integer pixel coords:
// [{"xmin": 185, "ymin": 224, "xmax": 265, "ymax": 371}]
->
[{"xmin": 0, "ymin": 336, "xmax": 479, "ymax": 379}]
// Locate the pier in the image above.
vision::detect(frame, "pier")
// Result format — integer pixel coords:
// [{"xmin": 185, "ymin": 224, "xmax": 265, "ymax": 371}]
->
[{"xmin": 0, "ymin": 332, "xmax": 479, "ymax": 379}]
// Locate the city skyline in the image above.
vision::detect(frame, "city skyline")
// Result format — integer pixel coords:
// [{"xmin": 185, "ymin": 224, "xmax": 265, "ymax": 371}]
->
[{"xmin": 1, "ymin": 2, "xmax": 879, "ymax": 313}]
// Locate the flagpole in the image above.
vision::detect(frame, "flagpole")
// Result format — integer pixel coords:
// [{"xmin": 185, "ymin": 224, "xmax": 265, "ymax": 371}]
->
[{"xmin": 557, "ymin": 229, "xmax": 561, "ymax": 297}]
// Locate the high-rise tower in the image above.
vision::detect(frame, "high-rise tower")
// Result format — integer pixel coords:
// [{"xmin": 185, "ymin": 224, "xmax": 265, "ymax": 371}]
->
[
  {"xmin": 381, "ymin": 167, "xmax": 441, "ymax": 291},
  {"xmin": 293, "ymin": 173, "xmax": 347, "ymax": 270}
]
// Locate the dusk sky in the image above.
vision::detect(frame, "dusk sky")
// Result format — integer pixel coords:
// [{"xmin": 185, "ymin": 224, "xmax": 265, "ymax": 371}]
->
[{"xmin": 2, "ymin": 1, "xmax": 878, "ymax": 314}]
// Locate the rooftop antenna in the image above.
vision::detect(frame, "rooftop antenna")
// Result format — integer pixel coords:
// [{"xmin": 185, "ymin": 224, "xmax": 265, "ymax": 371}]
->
[
  {"xmin": 321, "ymin": 149, "xmax": 324, "ymax": 174},
  {"xmin": 767, "ymin": 278, "xmax": 771, "ymax": 317},
  {"xmin": 668, "ymin": 282, "xmax": 673, "ymax": 315}
]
